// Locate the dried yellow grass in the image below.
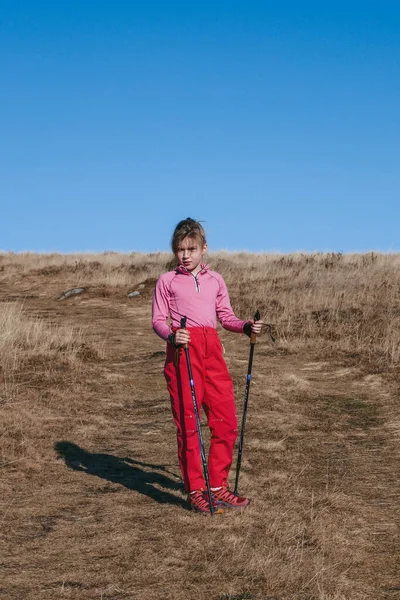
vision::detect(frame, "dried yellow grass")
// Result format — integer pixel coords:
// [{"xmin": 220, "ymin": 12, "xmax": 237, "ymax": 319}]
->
[
  {"xmin": 1, "ymin": 251, "xmax": 399, "ymax": 600},
  {"xmin": 0, "ymin": 303, "xmax": 82, "ymax": 369},
  {"xmin": 2, "ymin": 250, "xmax": 399, "ymax": 367}
]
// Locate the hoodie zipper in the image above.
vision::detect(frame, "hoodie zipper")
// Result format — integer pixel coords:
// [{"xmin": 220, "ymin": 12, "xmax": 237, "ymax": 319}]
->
[{"xmin": 190, "ymin": 272, "xmax": 200, "ymax": 292}]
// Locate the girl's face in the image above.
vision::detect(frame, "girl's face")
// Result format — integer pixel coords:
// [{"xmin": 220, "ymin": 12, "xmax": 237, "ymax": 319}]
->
[{"xmin": 175, "ymin": 236, "xmax": 207, "ymax": 273}]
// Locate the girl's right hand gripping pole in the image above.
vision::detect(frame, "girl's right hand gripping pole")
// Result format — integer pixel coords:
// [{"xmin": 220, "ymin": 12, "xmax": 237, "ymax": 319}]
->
[{"xmin": 234, "ymin": 310, "xmax": 260, "ymax": 496}]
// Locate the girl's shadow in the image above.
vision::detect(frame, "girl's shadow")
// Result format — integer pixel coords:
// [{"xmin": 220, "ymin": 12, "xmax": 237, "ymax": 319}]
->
[{"xmin": 54, "ymin": 441, "xmax": 186, "ymax": 508}]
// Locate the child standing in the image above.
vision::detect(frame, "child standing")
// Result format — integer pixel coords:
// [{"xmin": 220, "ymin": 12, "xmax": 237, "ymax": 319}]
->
[{"xmin": 152, "ymin": 218, "xmax": 262, "ymax": 514}]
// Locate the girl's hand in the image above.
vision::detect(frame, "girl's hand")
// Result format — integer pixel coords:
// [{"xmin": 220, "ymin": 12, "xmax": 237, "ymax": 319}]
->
[
  {"xmin": 243, "ymin": 319, "xmax": 264, "ymax": 338},
  {"xmin": 251, "ymin": 319, "xmax": 263, "ymax": 335},
  {"xmin": 175, "ymin": 328, "xmax": 191, "ymax": 346}
]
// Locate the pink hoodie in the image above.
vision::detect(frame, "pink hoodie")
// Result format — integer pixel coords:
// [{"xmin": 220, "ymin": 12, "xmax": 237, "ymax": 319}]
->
[{"xmin": 152, "ymin": 264, "xmax": 247, "ymax": 341}]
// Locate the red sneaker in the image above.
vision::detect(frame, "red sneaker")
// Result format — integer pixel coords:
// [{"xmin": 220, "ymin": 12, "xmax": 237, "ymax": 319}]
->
[
  {"xmin": 188, "ymin": 490, "xmax": 224, "ymax": 515},
  {"xmin": 211, "ymin": 487, "xmax": 250, "ymax": 509}
]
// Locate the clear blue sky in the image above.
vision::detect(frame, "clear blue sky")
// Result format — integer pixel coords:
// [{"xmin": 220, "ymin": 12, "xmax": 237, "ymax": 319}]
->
[{"xmin": 1, "ymin": 1, "xmax": 399, "ymax": 253}]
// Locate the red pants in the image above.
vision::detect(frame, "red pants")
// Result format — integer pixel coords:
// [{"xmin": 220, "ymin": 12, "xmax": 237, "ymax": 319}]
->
[{"xmin": 164, "ymin": 328, "xmax": 238, "ymax": 492}]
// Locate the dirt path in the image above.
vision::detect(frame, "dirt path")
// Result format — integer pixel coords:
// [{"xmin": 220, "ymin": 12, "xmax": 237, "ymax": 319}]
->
[{"xmin": 1, "ymin": 288, "xmax": 400, "ymax": 599}]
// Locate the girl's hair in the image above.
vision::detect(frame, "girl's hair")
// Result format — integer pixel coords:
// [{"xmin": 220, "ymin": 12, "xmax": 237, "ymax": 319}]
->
[{"xmin": 171, "ymin": 217, "xmax": 207, "ymax": 253}]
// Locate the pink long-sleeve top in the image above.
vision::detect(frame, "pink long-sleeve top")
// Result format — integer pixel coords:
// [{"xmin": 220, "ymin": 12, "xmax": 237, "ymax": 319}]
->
[{"xmin": 152, "ymin": 264, "xmax": 247, "ymax": 341}]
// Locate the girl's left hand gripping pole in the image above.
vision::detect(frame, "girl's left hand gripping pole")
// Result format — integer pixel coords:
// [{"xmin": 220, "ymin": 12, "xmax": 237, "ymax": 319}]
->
[{"xmin": 180, "ymin": 317, "xmax": 214, "ymax": 516}]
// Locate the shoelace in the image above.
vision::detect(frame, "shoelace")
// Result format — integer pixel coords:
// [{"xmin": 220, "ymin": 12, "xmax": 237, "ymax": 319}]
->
[
  {"xmin": 214, "ymin": 488, "xmax": 236, "ymax": 503},
  {"xmin": 190, "ymin": 492, "xmax": 210, "ymax": 511}
]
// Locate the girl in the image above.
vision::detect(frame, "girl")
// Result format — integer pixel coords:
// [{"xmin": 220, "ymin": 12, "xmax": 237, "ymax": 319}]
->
[{"xmin": 152, "ymin": 218, "xmax": 262, "ymax": 514}]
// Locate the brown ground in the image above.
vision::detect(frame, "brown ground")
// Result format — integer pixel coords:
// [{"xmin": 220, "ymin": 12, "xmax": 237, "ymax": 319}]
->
[{"xmin": 1, "ymin": 253, "xmax": 400, "ymax": 600}]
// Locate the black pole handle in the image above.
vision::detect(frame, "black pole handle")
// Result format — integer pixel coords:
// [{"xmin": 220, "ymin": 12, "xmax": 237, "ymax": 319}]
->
[
  {"xmin": 251, "ymin": 310, "xmax": 261, "ymax": 344},
  {"xmin": 180, "ymin": 316, "xmax": 187, "ymax": 329}
]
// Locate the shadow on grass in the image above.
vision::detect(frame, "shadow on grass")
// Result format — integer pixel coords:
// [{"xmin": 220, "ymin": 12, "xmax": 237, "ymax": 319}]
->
[{"xmin": 54, "ymin": 441, "xmax": 186, "ymax": 508}]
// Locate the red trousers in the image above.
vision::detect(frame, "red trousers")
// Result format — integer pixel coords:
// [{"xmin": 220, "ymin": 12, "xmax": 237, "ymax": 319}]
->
[{"xmin": 164, "ymin": 328, "xmax": 238, "ymax": 492}]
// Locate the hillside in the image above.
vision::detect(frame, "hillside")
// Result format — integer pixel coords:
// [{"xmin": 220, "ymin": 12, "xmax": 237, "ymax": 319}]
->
[{"xmin": 1, "ymin": 252, "xmax": 399, "ymax": 600}]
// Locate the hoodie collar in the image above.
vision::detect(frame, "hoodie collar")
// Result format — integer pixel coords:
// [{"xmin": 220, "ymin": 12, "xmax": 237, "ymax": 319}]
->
[{"xmin": 176, "ymin": 263, "xmax": 210, "ymax": 276}]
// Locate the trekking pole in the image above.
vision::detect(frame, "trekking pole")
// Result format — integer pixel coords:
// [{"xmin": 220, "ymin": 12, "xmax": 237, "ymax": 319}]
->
[
  {"xmin": 234, "ymin": 310, "xmax": 260, "ymax": 496},
  {"xmin": 180, "ymin": 316, "xmax": 214, "ymax": 516}
]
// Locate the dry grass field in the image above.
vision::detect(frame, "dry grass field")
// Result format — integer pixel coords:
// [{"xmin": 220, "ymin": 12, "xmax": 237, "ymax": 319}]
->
[{"xmin": 1, "ymin": 251, "xmax": 399, "ymax": 600}]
